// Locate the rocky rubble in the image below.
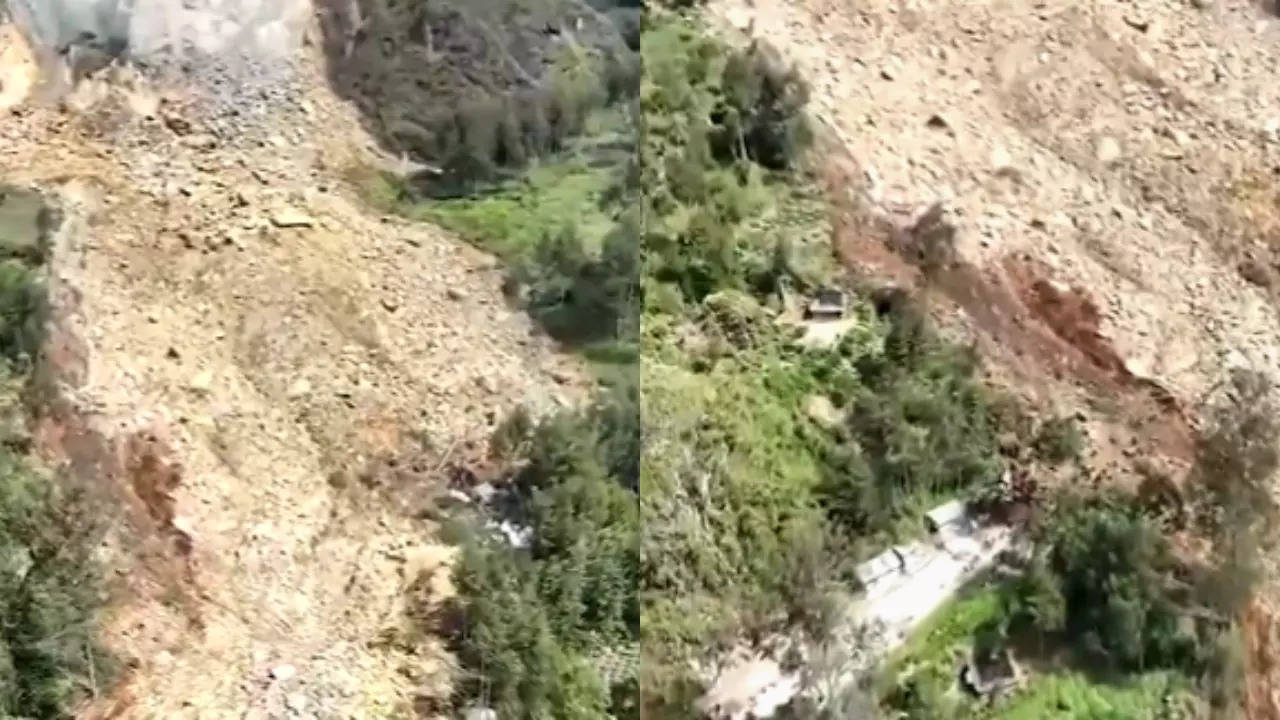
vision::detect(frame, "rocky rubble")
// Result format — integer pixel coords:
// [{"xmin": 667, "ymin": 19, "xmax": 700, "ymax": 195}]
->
[{"xmin": 0, "ymin": 8, "xmax": 584, "ymax": 718}]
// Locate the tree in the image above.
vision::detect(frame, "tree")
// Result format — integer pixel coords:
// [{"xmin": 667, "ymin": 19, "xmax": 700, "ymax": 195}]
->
[{"xmin": 1010, "ymin": 552, "xmax": 1066, "ymax": 654}]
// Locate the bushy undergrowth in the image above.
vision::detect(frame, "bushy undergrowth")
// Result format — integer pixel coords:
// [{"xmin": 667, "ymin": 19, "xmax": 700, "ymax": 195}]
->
[
  {"xmin": 324, "ymin": 0, "xmax": 642, "ymax": 197},
  {"xmin": 451, "ymin": 391, "xmax": 639, "ymax": 719},
  {"xmin": 0, "ymin": 442, "xmax": 111, "ymax": 718},
  {"xmin": 638, "ymin": 12, "xmax": 1009, "ymax": 715},
  {"xmin": 883, "ymin": 377, "xmax": 1279, "ymax": 719},
  {"xmin": 0, "ymin": 193, "xmax": 109, "ymax": 718}
]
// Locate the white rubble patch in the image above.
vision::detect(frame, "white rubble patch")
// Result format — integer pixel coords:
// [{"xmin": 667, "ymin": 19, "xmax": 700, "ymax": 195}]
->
[
  {"xmin": 8, "ymin": 0, "xmax": 309, "ymax": 63},
  {"xmin": 857, "ymin": 515, "xmax": 1015, "ymax": 649},
  {"xmin": 699, "ymin": 656, "xmax": 802, "ymax": 720},
  {"xmin": 700, "ymin": 504, "xmax": 1016, "ymax": 718}
]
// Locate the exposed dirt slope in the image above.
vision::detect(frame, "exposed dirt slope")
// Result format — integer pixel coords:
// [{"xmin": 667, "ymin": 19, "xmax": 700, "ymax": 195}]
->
[
  {"xmin": 702, "ymin": 0, "xmax": 1280, "ymax": 715},
  {"xmin": 0, "ymin": 17, "xmax": 582, "ymax": 720}
]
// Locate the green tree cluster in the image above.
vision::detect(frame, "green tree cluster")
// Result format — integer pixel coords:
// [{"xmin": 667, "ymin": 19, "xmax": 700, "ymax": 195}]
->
[
  {"xmin": 452, "ymin": 392, "xmax": 639, "ymax": 719},
  {"xmin": 638, "ymin": 12, "xmax": 1008, "ymax": 716}
]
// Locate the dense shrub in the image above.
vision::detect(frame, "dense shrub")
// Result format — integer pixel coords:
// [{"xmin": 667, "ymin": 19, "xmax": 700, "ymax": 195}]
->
[
  {"xmin": 515, "ymin": 211, "xmax": 640, "ymax": 346},
  {"xmin": 1035, "ymin": 494, "xmax": 1189, "ymax": 671},
  {"xmin": 992, "ymin": 488, "xmax": 1253, "ymax": 713},
  {"xmin": 820, "ymin": 305, "xmax": 1002, "ymax": 537},
  {"xmin": 322, "ymin": 0, "xmax": 641, "ymax": 194},
  {"xmin": 638, "ymin": 13, "xmax": 1006, "ymax": 714},
  {"xmin": 0, "ymin": 262, "xmax": 44, "ymax": 365},
  {"xmin": 453, "ymin": 397, "xmax": 638, "ymax": 719},
  {"xmin": 0, "ymin": 193, "xmax": 109, "ymax": 718},
  {"xmin": 0, "ymin": 448, "xmax": 111, "ymax": 718},
  {"xmin": 1032, "ymin": 416, "xmax": 1084, "ymax": 465}
]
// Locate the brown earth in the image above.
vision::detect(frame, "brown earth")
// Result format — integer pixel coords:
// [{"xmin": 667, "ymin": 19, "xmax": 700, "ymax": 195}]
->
[{"xmin": 0, "ymin": 13, "xmax": 584, "ymax": 719}]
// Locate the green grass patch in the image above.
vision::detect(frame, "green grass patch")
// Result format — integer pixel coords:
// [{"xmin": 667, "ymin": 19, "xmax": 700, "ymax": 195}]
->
[
  {"xmin": 882, "ymin": 582, "xmax": 1006, "ymax": 685},
  {"xmin": 987, "ymin": 671, "xmax": 1191, "ymax": 720},
  {"xmin": 415, "ymin": 159, "xmax": 619, "ymax": 260}
]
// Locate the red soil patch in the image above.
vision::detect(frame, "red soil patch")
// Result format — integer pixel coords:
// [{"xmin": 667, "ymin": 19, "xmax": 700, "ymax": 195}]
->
[
  {"xmin": 1247, "ymin": 599, "xmax": 1280, "ymax": 720},
  {"xmin": 817, "ymin": 149, "xmax": 1194, "ymax": 466}
]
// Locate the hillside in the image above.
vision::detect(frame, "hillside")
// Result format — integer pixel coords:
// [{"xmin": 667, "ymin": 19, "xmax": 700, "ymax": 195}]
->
[
  {"xmin": 640, "ymin": 0, "xmax": 1280, "ymax": 712},
  {"xmin": 3, "ymin": 0, "xmax": 1280, "ymax": 718},
  {"xmin": 0, "ymin": 1, "xmax": 605, "ymax": 716}
]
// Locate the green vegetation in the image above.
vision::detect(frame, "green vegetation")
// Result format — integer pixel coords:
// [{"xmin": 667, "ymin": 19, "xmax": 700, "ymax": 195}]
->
[
  {"xmin": 637, "ymin": 9, "xmax": 1263, "ymax": 720},
  {"xmin": 349, "ymin": 4, "xmax": 645, "ymax": 717},
  {"xmin": 0, "ymin": 434, "xmax": 111, "ymax": 718},
  {"xmin": 359, "ymin": 106, "xmax": 639, "ymax": 348},
  {"xmin": 882, "ymin": 563, "xmax": 1202, "ymax": 720},
  {"xmin": 995, "ymin": 672, "xmax": 1194, "ymax": 720},
  {"xmin": 1032, "ymin": 416, "xmax": 1084, "ymax": 465},
  {"xmin": 360, "ymin": 3, "xmax": 1268, "ymax": 718},
  {"xmin": 883, "ymin": 441, "xmax": 1267, "ymax": 720},
  {"xmin": 449, "ymin": 393, "xmax": 639, "ymax": 719},
  {"xmin": 637, "ymin": 11, "xmax": 1013, "ymax": 715},
  {"xmin": 0, "ymin": 190, "xmax": 111, "ymax": 718},
  {"xmin": 323, "ymin": 0, "xmax": 641, "ymax": 196}
]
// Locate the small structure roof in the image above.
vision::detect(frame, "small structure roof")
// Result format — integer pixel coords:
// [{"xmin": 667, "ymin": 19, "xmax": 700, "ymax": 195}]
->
[
  {"xmin": 854, "ymin": 547, "xmax": 903, "ymax": 588},
  {"xmin": 924, "ymin": 500, "xmax": 969, "ymax": 533}
]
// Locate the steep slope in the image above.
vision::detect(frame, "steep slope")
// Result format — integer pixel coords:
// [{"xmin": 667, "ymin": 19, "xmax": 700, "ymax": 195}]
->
[
  {"xmin": 0, "ymin": 7, "xmax": 583, "ymax": 718},
  {"xmin": 700, "ymin": 0, "xmax": 1280, "ymax": 715}
]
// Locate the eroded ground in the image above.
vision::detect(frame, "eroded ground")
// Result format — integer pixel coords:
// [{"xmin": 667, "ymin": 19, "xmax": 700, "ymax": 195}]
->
[{"xmin": 0, "ymin": 15, "xmax": 583, "ymax": 718}]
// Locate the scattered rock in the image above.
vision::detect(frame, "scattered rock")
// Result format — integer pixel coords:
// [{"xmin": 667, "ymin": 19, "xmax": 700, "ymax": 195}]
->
[
  {"xmin": 1239, "ymin": 259, "xmax": 1273, "ymax": 288},
  {"xmin": 990, "ymin": 146, "xmax": 1014, "ymax": 175},
  {"xmin": 189, "ymin": 370, "xmax": 213, "ymax": 393},
  {"xmin": 162, "ymin": 111, "xmax": 192, "ymax": 135},
  {"xmin": 182, "ymin": 133, "xmax": 219, "ymax": 151},
  {"xmin": 270, "ymin": 208, "xmax": 315, "ymax": 228},
  {"xmin": 803, "ymin": 394, "xmax": 845, "ymax": 429},
  {"xmin": 270, "ymin": 664, "xmax": 296, "ymax": 682},
  {"xmin": 464, "ymin": 707, "xmax": 497, "ymax": 720},
  {"xmin": 925, "ymin": 113, "xmax": 952, "ymax": 132},
  {"xmin": 446, "ymin": 287, "xmax": 467, "ymax": 301},
  {"xmin": 438, "ymin": 489, "xmax": 473, "ymax": 508},
  {"xmin": 1095, "ymin": 136, "xmax": 1122, "ymax": 164},
  {"xmin": 286, "ymin": 378, "xmax": 312, "ymax": 399},
  {"xmin": 1123, "ymin": 15, "xmax": 1150, "ymax": 33},
  {"xmin": 472, "ymin": 482, "xmax": 496, "ymax": 504}
]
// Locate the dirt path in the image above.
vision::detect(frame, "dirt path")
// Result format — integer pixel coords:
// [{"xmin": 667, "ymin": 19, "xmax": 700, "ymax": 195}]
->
[{"xmin": 0, "ymin": 17, "xmax": 583, "ymax": 719}]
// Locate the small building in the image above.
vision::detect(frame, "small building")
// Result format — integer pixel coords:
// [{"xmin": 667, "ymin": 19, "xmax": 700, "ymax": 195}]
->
[
  {"xmin": 961, "ymin": 647, "xmax": 1022, "ymax": 700},
  {"xmin": 854, "ymin": 547, "xmax": 904, "ymax": 590},
  {"xmin": 893, "ymin": 544, "xmax": 928, "ymax": 575},
  {"xmin": 805, "ymin": 287, "xmax": 846, "ymax": 320},
  {"xmin": 924, "ymin": 499, "xmax": 971, "ymax": 535}
]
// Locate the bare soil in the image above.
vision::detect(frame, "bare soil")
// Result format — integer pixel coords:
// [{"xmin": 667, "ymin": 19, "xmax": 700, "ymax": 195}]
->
[{"xmin": 0, "ymin": 12, "xmax": 584, "ymax": 718}]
